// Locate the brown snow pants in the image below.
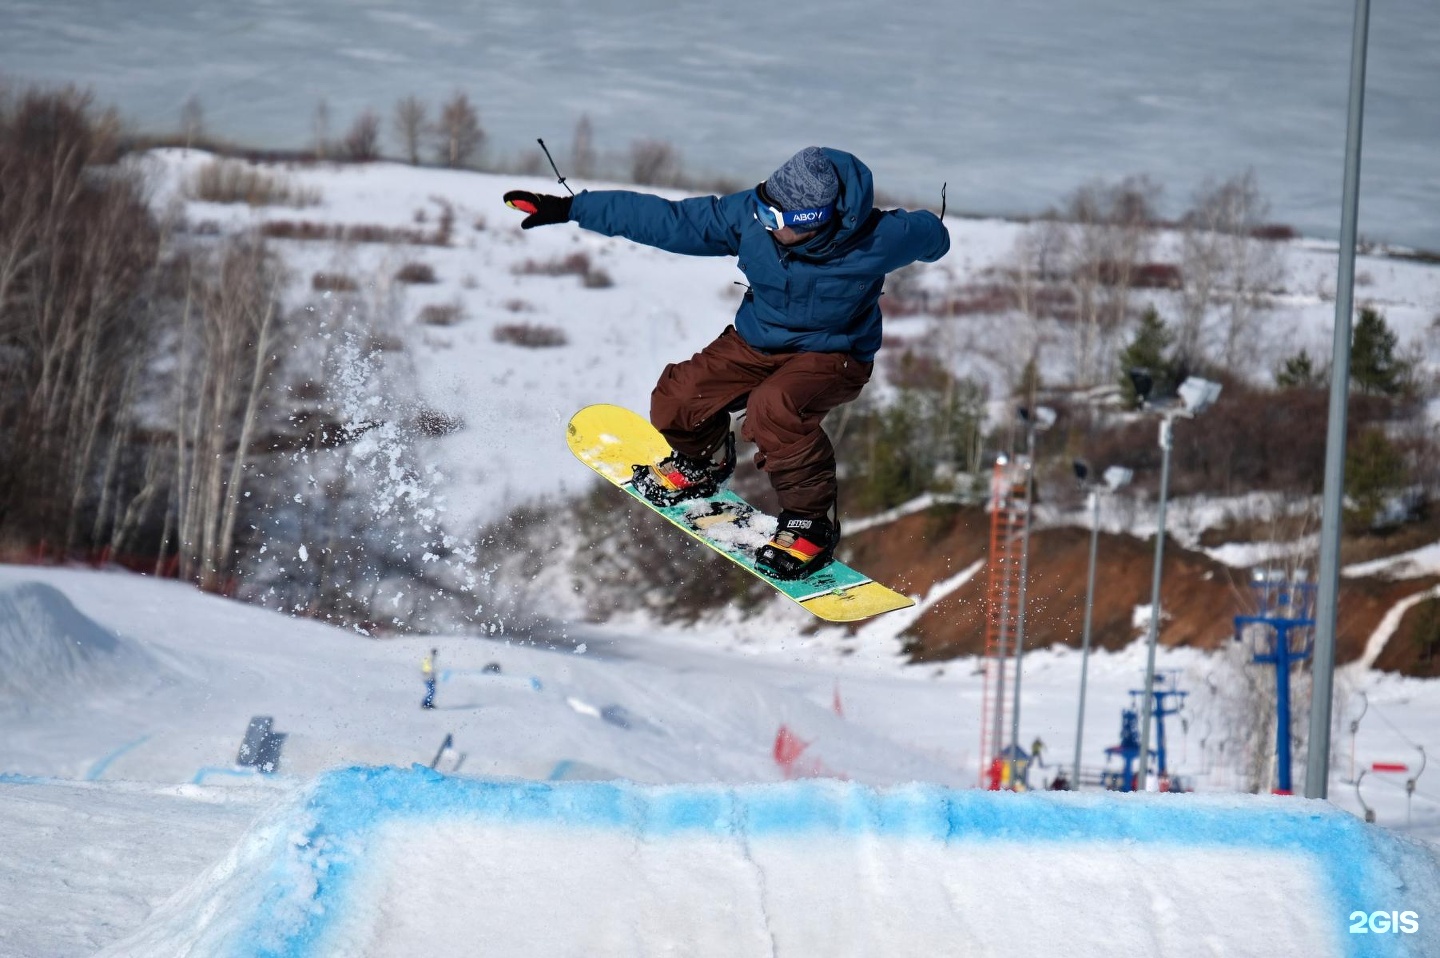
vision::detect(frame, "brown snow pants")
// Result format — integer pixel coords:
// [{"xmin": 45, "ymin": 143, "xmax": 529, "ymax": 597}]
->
[{"xmin": 650, "ymin": 326, "xmax": 872, "ymax": 518}]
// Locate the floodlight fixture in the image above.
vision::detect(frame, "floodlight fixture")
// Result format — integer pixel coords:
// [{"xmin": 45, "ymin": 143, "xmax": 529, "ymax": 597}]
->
[
  {"xmin": 1178, "ymin": 376, "xmax": 1223, "ymax": 416},
  {"xmin": 1102, "ymin": 465, "xmax": 1134, "ymax": 491},
  {"xmin": 1128, "ymin": 368, "xmax": 1155, "ymax": 403}
]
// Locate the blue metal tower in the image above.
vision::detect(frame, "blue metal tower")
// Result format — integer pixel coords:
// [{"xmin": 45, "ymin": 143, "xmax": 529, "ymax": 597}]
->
[
  {"xmin": 1233, "ymin": 572, "xmax": 1316, "ymax": 795},
  {"xmin": 1103, "ymin": 705, "xmax": 1144, "ymax": 792},
  {"xmin": 1102, "ymin": 672, "xmax": 1187, "ymax": 792}
]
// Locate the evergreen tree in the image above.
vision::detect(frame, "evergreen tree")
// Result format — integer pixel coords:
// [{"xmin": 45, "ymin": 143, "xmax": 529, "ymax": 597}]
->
[
  {"xmin": 1351, "ymin": 306, "xmax": 1403, "ymax": 396},
  {"xmin": 1344, "ymin": 427, "xmax": 1406, "ymax": 531},
  {"xmin": 1117, "ymin": 306, "xmax": 1175, "ymax": 407},
  {"xmin": 1275, "ymin": 349, "xmax": 1321, "ymax": 389}
]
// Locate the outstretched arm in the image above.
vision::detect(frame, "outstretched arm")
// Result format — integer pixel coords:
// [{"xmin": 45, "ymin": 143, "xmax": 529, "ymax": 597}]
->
[
  {"xmin": 504, "ymin": 188, "xmax": 744, "ymax": 257},
  {"xmin": 570, "ymin": 190, "xmax": 744, "ymax": 257}
]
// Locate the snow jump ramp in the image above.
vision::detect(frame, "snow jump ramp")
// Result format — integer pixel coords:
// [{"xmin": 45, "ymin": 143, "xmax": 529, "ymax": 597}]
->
[{"xmin": 103, "ymin": 766, "xmax": 1439, "ymax": 958}]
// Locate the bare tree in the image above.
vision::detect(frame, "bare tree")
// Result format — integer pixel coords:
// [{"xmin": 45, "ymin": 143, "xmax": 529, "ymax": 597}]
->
[
  {"xmin": 392, "ymin": 95, "xmax": 427, "ymax": 165},
  {"xmin": 1000, "ymin": 224, "xmax": 1067, "ymax": 396},
  {"xmin": 629, "ymin": 139, "xmax": 681, "ymax": 186},
  {"xmin": 0, "ymin": 87, "xmax": 162, "ymax": 553},
  {"xmin": 571, "ymin": 114, "xmax": 596, "ymax": 178},
  {"xmin": 1179, "ymin": 171, "xmax": 1284, "ymax": 370},
  {"xmin": 1040, "ymin": 177, "xmax": 1160, "ymax": 387},
  {"xmin": 180, "ymin": 95, "xmax": 205, "ymax": 148},
  {"xmin": 434, "ymin": 91, "xmax": 484, "ymax": 169},
  {"xmin": 171, "ymin": 240, "xmax": 287, "ymax": 591},
  {"xmin": 312, "ymin": 98, "xmax": 330, "ymax": 160},
  {"xmin": 343, "ymin": 108, "xmax": 382, "ymax": 162}
]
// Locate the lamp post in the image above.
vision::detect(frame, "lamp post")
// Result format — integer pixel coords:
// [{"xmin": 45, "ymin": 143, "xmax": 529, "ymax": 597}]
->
[
  {"xmin": 1071, "ymin": 461, "xmax": 1132, "ymax": 789},
  {"xmin": 1009, "ymin": 405, "xmax": 1055, "ymax": 775},
  {"xmin": 1131, "ymin": 372, "xmax": 1221, "ymax": 791},
  {"xmin": 1307, "ymin": 0, "xmax": 1372, "ymax": 802}
]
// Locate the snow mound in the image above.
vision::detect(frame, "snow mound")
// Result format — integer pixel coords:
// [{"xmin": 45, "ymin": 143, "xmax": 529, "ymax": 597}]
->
[
  {"xmin": 0, "ymin": 581, "xmax": 155, "ymax": 703},
  {"xmin": 101, "ymin": 766, "xmax": 1440, "ymax": 958}
]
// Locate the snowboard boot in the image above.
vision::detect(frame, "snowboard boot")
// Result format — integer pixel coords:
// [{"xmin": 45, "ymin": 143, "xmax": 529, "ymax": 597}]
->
[
  {"xmin": 632, "ymin": 433, "xmax": 736, "ymax": 507},
  {"xmin": 755, "ymin": 511, "xmax": 838, "ymax": 581}
]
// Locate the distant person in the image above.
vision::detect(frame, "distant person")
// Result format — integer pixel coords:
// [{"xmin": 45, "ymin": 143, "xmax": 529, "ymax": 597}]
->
[
  {"xmin": 505, "ymin": 146, "xmax": 949, "ymax": 579},
  {"xmin": 1048, "ymin": 771, "xmax": 1070, "ymax": 791},
  {"xmin": 421, "ymin": 648, "xmax": 438, "ymax": 710},
  {"xmin": 1030, "ymin": 736, "xmax": 1046, "ymax": 767}
]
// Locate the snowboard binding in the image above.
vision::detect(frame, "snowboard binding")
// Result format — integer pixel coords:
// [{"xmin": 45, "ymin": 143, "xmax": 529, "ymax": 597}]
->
[
  {"xmin": 755, "ymin": 512, "xmax": 839, "ymax": 581},
  {"xmin": 631, "ymin": 433, "xmax": 736, "ymax": 507}
]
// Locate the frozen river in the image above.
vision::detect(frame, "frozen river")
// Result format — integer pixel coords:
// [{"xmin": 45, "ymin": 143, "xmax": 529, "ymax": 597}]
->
[{"xmin": 6, "ymin": 0, "xmax": 1437, "ymax": 249}]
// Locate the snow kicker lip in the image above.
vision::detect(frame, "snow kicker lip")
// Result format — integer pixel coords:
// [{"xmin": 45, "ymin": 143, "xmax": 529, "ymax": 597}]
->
[{"xmin": 187, "ymin": 765, "xmax": 1440, "ymax": 958}]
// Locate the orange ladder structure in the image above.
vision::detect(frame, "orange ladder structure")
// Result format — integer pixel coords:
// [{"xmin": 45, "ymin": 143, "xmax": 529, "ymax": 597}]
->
[{"xmin": 977, "ymin": 455, "xmax": 1031, "ymax": 788}]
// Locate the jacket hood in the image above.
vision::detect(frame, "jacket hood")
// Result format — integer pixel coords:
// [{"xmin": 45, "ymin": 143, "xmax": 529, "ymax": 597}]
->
[{"xmin": 787, "ymin": 148, "xmax": 876, "ymax": 260}]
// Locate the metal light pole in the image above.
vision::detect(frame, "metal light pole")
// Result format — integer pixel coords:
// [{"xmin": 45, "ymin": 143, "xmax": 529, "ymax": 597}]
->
[
  {"xmin": 1306, "ymin": 0, "xmax": 1371, "ymax": 801},
  {"xmin": 1136, "ymin": 415, "xmax": 1176, "ymax": 791},
  {"xmin": 1072, "ymin": 463, "xmax": 1131, "ymax": 789},
  {"xmin": 1009, "ymin": 406, "xmax": 1055, "ymax": 773},
  {"xmin": 1132, "ymin": 374, "xmax": 1220, "ymax": 791}
]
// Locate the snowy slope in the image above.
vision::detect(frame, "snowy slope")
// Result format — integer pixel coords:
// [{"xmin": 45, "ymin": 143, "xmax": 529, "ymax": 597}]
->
[
  {"xmin": 5, "ymin": 153, "xmax": 1440, "ymax": 956},
  {"xmin": 93, "ymin": 767, "xmax": 1440, "ymax": 958},
  {"xmin": 3, "ymin": 567, "xmax": 1440, "ymax": 955}
]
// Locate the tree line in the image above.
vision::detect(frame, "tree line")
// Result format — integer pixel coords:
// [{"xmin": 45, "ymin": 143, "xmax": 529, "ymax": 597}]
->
[{"xmin": 0, "ymin": 87, "xmax": 293, "ymax": 589}]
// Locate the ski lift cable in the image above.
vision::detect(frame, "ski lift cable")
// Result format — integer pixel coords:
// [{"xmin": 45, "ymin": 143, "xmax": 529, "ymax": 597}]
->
[
  {"xmin": 1362, "ymin": 771, "xmax": 1440, "ymax": 808},
  {"xmin": 1369, "ymin": 700, "xmax": 1424, "ymax": 750}
]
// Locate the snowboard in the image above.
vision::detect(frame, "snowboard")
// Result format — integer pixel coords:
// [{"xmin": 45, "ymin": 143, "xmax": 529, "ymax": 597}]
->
[{"xmin": 565, "ymin": 404, "xmax": 914, "ymax": 623}]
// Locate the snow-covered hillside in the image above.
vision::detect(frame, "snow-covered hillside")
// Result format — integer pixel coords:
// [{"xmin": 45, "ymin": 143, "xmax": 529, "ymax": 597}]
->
[
  {"xmin": 4, "ymin": 153, "xmax": 1440, "ymax": 956},
  {"xmin": 2, "ymin": 567, "xmax": 1440, "ymax": 955},
  {"xmin": 138, "ymin": 149, "xmax": 1440, "ymax": 541}
]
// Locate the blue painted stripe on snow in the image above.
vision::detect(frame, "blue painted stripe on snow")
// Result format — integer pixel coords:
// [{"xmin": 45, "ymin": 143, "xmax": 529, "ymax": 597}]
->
[
  {"xmin": 85, "ymin": 734, "xmax": 150, "ymax": 781},
  {"xmin": 240, "ymin": 765, "xmax": 1418, "ymax": 958},
  {"xmin": 192, "ymin": 766, "xmax": 263, "ymax": 785}
]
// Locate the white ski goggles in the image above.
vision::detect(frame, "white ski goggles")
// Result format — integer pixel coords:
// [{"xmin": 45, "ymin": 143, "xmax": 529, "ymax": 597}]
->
[{"xmin": 753, "ymin": 184, "xmax": 834, "ymax": 232}]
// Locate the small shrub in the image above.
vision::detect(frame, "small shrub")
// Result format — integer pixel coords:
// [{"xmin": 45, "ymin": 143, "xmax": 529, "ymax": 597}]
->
[
  {"xmin": 1251, "ymin": 223, "xmax": 1298, "ymax": 241},
  {"xmin": 342, "ymin": 110, "xmax": 381, "ymax": 161},
  {"xmin": 418, "ymin": 302, "xmax": 464, "ymax": 326},
  {"xmin": 512, "ymin": 251, "xmax": 612, "ymax": 288},
  {"xmin": 396, "ymin": 262, "xmax": 437, "ymax": 284},
  {"xmin": 492, "ymin": 322, "xmax": 568, "ymax": 348},
  {"xmin": 502, "ymin": 298, "xmax": 533, "ymax": 313},
  {"xmin": 186, "ymin": 159, "xmax": 321, "ymax": 207},
  {"xmin": 260, "ymin": 219, "xmax": 448, "ymax": 246},
  {"xmin": 513, "ymin": 251, "xmax": 592, "ymax": 277},
  {"xmin": 629, "ymin": 138, "xmax": 681, "ymax": 186},
  {"xmin": 312, "ymin": 271, "xmax": 359, "ymax": 292}
]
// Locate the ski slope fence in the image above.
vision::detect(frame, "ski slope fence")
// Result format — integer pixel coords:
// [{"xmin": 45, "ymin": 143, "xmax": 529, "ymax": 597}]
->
[{"xmin": 99, "ymin": 765, "xmax": 1440, "ymax": 958}]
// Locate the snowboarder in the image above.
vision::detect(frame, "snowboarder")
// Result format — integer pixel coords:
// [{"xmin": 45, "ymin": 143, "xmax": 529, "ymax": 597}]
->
[
  {"xmin": 506, "ymin": 146, "xmax": 949, "ymax": 579},
  {"xmin": 1030, "ymin": 736, "xmax": 1046, "ymax": 767},
  {"xmin": 421, "ymin": 648, "xmax": 438, "ymax": 710}
]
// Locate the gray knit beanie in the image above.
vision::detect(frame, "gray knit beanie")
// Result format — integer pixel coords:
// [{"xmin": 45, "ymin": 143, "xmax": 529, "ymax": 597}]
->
[{"xmin": 764, "ymin": 147, "xmax": 839, "ymax": 212}]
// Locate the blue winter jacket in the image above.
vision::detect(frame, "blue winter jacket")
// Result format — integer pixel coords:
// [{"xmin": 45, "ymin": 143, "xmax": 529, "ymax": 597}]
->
[{"xmin": 569, "ymin": 148, "xmax": 949, "ymax": 363}]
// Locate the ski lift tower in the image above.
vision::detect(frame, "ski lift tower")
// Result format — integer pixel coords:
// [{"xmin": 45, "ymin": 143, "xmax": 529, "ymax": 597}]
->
[
  {"xmin": 1133, "ymin": 670, "xmax": 1188, "ymax": 788},
  {"xmin": 1103, "ymin": 703, "xmax": 1146, "ymax": 792},
  {"xmin": 1234, "ymin": 569, "xmax": 1317, "ymax": 795},
  {"xmin": 977, "ymin": 453, "xmax": 1030, "ymax": 788}
]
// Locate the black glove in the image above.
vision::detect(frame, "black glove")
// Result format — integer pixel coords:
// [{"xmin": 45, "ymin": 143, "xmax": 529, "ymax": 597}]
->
[{"xmin": 504, "ymin": 190, "xmax": 572, "ymax": 229}]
